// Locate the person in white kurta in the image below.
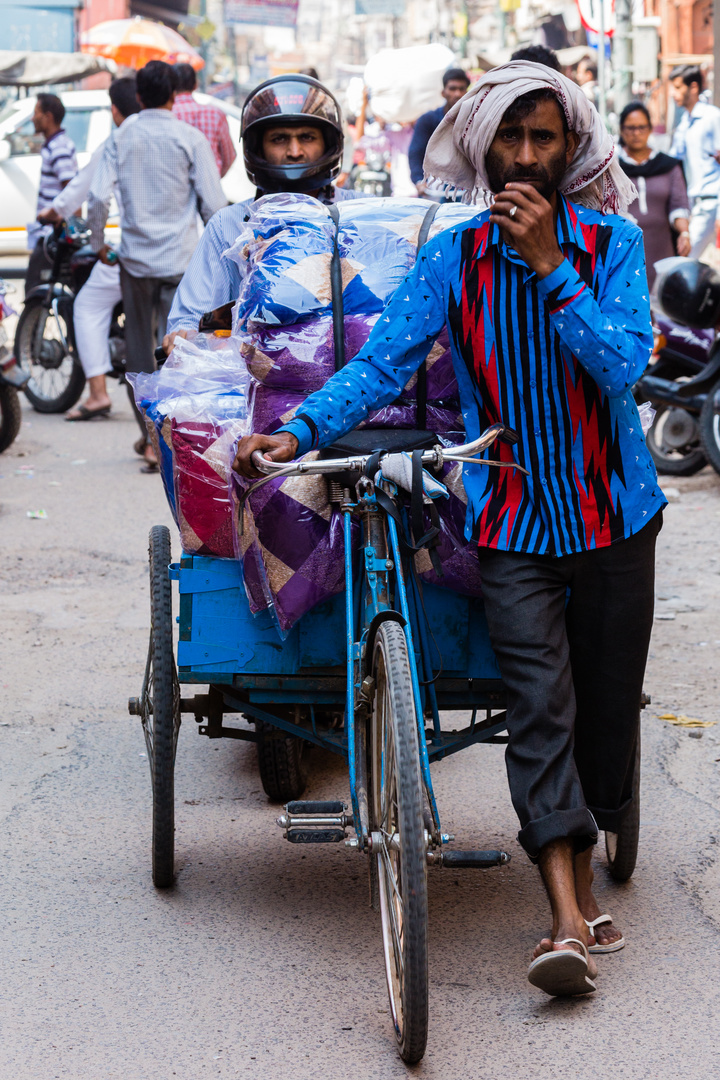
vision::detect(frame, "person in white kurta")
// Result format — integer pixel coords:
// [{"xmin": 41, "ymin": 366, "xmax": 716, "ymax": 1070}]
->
[{"xmin": 37, "ymin": 78, "xmax": 139, "ymax": 420}]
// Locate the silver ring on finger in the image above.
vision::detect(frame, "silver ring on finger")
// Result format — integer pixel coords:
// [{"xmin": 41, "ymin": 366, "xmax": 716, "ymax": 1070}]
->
[{"xmin": 509, "ymin": 205, "xmax": 518, "ymax": 218}]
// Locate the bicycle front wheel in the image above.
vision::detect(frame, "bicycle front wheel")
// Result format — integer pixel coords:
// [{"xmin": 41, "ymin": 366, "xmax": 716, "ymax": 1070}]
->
[{"xmin": 369, "ymin": 621, "xmax": 428, "ymax": 1064}]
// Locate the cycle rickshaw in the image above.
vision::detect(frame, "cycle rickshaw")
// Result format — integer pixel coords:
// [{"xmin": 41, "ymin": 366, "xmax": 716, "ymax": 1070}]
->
[{"xmin": 130, "ymin": 422, "xmax": 642, "ymax": 1064}]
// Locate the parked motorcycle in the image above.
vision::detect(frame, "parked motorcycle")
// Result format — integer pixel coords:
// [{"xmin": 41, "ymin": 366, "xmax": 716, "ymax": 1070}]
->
[
  {"xmin": 0, "ymin": 278, "xmax": 29, "ymax": 453},
  {"xmin": 636, "ymin": 258, "xmax": 720, "ymax": 476},
  {"xmin": 14, "ymin": 217, "xmax": 125, "ymax": 413}
]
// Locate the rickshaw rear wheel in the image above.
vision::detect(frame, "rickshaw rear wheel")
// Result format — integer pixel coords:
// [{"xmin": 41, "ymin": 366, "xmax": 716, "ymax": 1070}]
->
[
  {"xmin": 255, "ymin": 720, "xmax": 307, "ymax": 802},
  {"xmin": 605, "ymin": 724, "xmax": 640, "ymax": 882},
  {"xmin": 370, "ymin": 621, "xmax": 428, "ymax": 1065},
  {"xmin": 144, "ymin": 525, "xmax": 180, "ymax": 889}
]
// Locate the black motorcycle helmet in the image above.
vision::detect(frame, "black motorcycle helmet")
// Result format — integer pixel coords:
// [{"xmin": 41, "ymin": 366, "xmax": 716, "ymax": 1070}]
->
[
  {"xmin": 653, "ymin": 257, "xmax": 720, "ymax": 329},
  {"xmin": 241, "ymin": 74, "xmax": 344, "ymax": 194}
]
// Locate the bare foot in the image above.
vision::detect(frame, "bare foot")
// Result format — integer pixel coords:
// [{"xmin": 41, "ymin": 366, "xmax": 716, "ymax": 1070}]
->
[{"xmin": 574, "ymin": 847, "xmax": 623, "ymax": 949}]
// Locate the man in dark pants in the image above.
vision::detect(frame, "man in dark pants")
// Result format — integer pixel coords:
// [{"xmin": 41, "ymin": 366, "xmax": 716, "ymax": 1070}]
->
[
  {"xmin": 234, "ymin": 63, "xmax": 663, "ymax": 997},
  {"xmin": 87, "ymin": 60, "xmax": 226, "ymax": 469},
  {"xmin": 409, "ymin": 68, "xmax": 470, "ymax": 197}
]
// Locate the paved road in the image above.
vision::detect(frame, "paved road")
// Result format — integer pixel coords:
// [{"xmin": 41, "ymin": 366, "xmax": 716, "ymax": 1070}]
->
[{"xmin": 2, "ymin": 390, "xmax": 720, "ymax": 1080}]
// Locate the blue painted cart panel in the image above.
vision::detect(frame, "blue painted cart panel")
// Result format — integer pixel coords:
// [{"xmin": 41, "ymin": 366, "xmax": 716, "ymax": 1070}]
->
[{"xmin": 177, "ymin": 555, "xmax": 500, "ymax": 684}]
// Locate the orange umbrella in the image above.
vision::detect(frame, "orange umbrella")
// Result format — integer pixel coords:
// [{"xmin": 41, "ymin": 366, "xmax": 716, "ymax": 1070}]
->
[{"xmin": 80, "ymin": 16, "xmax": 204, "ymax": 72}]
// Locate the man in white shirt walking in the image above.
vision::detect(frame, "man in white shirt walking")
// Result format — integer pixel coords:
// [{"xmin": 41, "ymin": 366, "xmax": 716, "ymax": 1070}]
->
[
  {"xmin": 88, "ymin": 60, "xmax": 226, "ymax": 467},
  {"xmin": 670, "ymin": 65, "xmax": 720, "ymax": 258},
  {"xmin": 38, "ymin": 78, "xmax": 140, "ymax": 421}
]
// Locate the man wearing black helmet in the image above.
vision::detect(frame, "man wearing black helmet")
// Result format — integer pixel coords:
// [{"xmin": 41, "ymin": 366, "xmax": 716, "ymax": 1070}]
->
[{"xmin": 163, "ymin": 74, "xmax": 364, "ymax": 353}]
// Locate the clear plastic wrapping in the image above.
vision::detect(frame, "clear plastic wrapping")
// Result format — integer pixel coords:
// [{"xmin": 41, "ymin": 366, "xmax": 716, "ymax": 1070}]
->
[
  {"xmin": 128, "ymin": 334, "xmax": 250, "ymax": 557},
  {"xmin": 241, "ymin": 315, "xmax": 459, "ymax": 406},
  {"xmin": 223, "ymin": 193, "xmax": 485, "ymax": 633},
  {"xmin": 227, "ymin": 193, "xmax": 479, "ymax": 330}
]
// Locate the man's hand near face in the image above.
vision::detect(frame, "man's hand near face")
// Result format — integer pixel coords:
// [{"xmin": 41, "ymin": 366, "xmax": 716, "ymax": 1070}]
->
[
  {"xmin": 489, "ymin": 183, "xmax": 565, "ymax": 279},
  {"xmin": 233, "ymin": 431, "xmax": 299, "ymax": 478}
]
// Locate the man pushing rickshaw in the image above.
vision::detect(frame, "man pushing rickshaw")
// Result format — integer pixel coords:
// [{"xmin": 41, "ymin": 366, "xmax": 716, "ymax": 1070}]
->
[{"xmin": 235, "ymin": 61, "xmax": 663, "ymax": 1000}]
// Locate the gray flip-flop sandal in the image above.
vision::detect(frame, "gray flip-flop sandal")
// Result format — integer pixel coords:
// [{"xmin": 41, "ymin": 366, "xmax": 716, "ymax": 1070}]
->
[
  {"xmin": 65, "ymin": 404, "xmax": 111, "ymax": 422},
  {"xmin": 527, "ymin": 937, "xmax": 597, "ymax": 997},
  {"xmin": 586, "ymin": 914, "xmax": 625, "ymax": 954}
]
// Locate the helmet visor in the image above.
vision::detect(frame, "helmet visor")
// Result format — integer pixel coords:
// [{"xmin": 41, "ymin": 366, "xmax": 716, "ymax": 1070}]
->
[{"xmin": 242, "ymin": 78, "xmax": 341, "ymax": 134}]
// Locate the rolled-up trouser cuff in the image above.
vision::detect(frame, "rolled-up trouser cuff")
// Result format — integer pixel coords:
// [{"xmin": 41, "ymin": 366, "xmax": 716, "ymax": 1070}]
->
[
  {"xmin": 589, "ymin": 797, "xmax": 633, "ymax": 835},
  {"xmin": 518, "ymin": 807, "xmax": 599, "ymax": 862}
]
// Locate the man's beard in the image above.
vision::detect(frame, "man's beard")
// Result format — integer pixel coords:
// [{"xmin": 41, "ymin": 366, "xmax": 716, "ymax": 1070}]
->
[{"xmin": 485, "ymin": 147, "xmax": 567, "ymax": 201}]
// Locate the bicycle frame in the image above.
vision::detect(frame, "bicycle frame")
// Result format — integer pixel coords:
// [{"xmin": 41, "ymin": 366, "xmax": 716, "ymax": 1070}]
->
[
  {"xmin": 341, "ymin": 474, "xmax": 443, "ymax": 852},
  {"xmin": 241, "ymin": 425, "xmax": 527, "ymax": 851}
]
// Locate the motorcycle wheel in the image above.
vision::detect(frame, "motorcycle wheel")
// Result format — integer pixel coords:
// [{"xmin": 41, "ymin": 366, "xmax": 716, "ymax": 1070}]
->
[
  {"xmin": 0, "ymin": 383, "xmax": 22, "ymax": 453},
  {"xmin": 698, "ymin": 379, "xmax": 720, "ymax": 476},
  {"xmin": 645, "ymin": 403, "xmax": 707, "ymax": 476},
  {"xmin": 14, "ymin": 295, "xmax": 85, "ymax": 413}
]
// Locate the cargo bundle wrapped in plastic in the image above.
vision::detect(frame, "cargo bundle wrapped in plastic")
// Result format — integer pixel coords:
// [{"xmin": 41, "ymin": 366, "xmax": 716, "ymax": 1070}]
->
[
  {"xmin": 226, "ymin": 193, "xmax": 486, "ymax": 633},
  {"xmin": 129, "ymin": 334, "xmax": 250, "ymax": 558}
]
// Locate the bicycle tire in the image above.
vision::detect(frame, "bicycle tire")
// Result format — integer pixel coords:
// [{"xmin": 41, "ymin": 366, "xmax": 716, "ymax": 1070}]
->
[
  {"xmin": 605, "ymin": 724, "xmax": 640, "ymax": 882},
  {"xmin": 15, "ymin": 296, "xmax": 85, "ymax": 413},
  {"xmin": 698, "ymin": 381, "xmax": 720, "ymax": 477},
  {"xmin": 255, "ymin": 719, "xmax": 307, "ymax": 802},
  {"xmin": 0, "ymin": 384, "xmax": 22, "ymax": 453},
  {"xmin": 369, "ymin": 621, "xmax": 428, "ymax": 1064},
  {"xmin": 143, "ymin": 525, "xmax": 180, "ymax": 889}
]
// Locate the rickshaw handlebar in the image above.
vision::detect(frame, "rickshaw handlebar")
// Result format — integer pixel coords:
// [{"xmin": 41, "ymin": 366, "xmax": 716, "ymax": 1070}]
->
[{"xmin": 250, "ymin": 422, "xmax": 525, "ymax": 479}]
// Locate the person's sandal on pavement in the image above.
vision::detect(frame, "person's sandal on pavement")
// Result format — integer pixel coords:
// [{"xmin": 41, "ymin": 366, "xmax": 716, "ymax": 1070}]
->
[
  {"xmin": 527, "ymin": 938, "xmax": 597, "ymax": 997},
  {"xmin": 586, "ymin": 915, "xmax": 625, "ymax": 954},
  {"xmin": 65, "ymin": 404, "xmax": 111, "ymax": 422}
]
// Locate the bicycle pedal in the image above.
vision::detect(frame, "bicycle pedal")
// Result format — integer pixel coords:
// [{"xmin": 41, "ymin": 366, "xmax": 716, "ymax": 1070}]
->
[
  {"xmin": 427, "ymin": 849, "xmax": 510, "ymax": 868},
  {"xmin": 277, "ymin": 800, "xmax": 354, "ymax": 843}
]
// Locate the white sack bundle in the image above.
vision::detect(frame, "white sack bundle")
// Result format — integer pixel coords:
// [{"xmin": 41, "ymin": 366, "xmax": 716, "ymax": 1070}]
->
[{"xmin": 364, "ymin": 43, "xmax": 456, "ymax": 125}]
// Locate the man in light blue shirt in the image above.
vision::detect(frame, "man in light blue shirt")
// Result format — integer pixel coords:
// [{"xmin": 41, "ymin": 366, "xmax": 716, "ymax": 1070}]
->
[
  {"xmin": 670, "ymin": 65, "xmax": 720, "ymax": 258},
  {"xmin": 163, "ymin": 73, "xmax": 365, "ymax": 353}
]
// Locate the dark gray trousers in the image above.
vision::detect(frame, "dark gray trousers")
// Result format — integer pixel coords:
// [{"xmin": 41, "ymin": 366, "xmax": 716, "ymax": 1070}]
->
[
  {"xmin": 25, "ymin": 238, "xmax": 53, "ymax": 294},
  {"xmin": 476, "ymin": 512, "xmax": 661, "ymax": 860},
  {"xmin": 120, "ymin": 264, "xmax": 181, "ymax": 436}
]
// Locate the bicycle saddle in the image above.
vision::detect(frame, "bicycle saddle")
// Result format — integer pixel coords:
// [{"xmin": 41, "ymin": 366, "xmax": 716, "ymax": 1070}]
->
[{"xmin": 319, "ymin": 428, "xmax": 438, "ymax": 458}]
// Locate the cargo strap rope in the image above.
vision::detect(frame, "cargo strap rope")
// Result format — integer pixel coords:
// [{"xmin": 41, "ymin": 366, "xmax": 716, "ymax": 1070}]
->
[{"xmin": 328, "ymin": 204, "xmax": 345, "ymax": 372}]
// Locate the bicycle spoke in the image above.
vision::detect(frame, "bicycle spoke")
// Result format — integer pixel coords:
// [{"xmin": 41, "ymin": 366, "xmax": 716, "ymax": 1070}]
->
[
  {"xmin": 380, "ymin": 841, "xmax": 403, "ymax": 907},
  {"xmin": 380, "ymin": 850, "xmax": 405, "ymax": 977}
]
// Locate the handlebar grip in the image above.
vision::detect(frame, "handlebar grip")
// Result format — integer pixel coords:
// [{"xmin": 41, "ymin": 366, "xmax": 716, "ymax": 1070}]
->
[
  {"xmin": 500, "ymin": 427, "xmax": 519, "ymax": 445},
  {"xmin": 154, "ymin": 345, "xmax": 167, "ymax": 366}
]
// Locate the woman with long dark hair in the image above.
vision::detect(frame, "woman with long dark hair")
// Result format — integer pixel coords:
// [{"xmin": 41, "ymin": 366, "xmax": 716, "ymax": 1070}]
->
[{"xmin": 618, "ymin": 101, "xmax": 690, "ymax": 288}]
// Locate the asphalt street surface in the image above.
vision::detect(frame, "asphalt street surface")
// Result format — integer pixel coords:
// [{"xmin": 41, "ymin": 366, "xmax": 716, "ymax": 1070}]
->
[{"xmin": 2, "ymin": 379, "xmax": 720, "ymax": 1080}]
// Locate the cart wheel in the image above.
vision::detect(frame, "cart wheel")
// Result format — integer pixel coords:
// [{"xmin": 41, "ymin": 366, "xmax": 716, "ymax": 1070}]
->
[
  {"xmin": 605, "ymin": 724, "xmax": 640, "ymax": 882},
  {"xmin": 369, "ymin": 621, "xmax": 428, "ymax": 1065},
  {"xmin": 140, "ymin": 525, "xmax": 180, "ymax": 889},
  {"xmin": 255, "ymin": 720, "xmax": 307, "ymax": 802}
]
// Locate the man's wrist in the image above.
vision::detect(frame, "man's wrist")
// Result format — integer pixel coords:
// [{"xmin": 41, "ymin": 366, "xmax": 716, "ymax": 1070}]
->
[{"xmin": 533, "ymin": 250, "xmax": 565, "ymax": 280}]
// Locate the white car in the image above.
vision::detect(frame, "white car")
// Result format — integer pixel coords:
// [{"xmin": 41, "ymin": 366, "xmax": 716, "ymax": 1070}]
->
[{"xmin": 0, "ymin": 89, "xmax": 253, "ymax": 255}]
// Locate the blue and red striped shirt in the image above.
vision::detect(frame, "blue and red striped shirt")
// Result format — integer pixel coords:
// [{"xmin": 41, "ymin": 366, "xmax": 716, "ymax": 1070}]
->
[{"xmin": 279, "ymin": 196, "xmax": 665, "ymax": 556}]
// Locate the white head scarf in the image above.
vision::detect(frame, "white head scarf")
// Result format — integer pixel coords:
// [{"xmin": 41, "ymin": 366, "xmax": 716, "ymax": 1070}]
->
[{"xmin": 423, "ymin": 61, "xmax": 636, "ymax": 214}]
